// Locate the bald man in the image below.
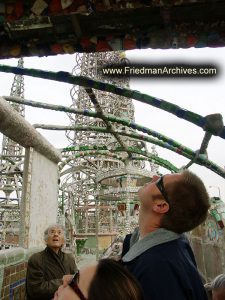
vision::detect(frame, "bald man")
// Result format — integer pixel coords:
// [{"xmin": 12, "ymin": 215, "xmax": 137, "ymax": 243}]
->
[{"xmin": 122, "ymin": 170, "xmax": 210, "ymax": 300}]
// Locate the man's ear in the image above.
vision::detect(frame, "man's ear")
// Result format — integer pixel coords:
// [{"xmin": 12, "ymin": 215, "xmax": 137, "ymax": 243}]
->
[{"xmin": 153, "ymin": 200, "xmax": 169, "ymax": 214}]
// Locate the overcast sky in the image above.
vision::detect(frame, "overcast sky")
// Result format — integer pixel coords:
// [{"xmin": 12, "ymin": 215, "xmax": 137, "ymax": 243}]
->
[{"xmin": 0, "ymin": 47, "xmax": 224, "ymax": 201}]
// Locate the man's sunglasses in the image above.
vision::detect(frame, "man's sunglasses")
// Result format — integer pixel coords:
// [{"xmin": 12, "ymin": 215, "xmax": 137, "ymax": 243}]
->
[
  {"xmin": 69, "ymin": 270, "xmax": 87, "ymax": 300},
  {"xmin": 155, "ymin": 176, "xmax": 170, "ymax": 205}
]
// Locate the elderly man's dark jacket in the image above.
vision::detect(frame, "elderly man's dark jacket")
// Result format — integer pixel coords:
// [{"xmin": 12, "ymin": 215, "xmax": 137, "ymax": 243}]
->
[{"xmin": 26, "ymin": 247, "xmax": 77, "ymax": 300}]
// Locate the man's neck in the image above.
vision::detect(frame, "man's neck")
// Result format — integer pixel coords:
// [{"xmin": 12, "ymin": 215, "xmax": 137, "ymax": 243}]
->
[
  {"xmin": 48, "ymin": 246, "xmax": 60, "ymax": 255},
  {"xmin": 139, "ymin": 225, "xmax": 159, "ymax": 239},
  {"xmin": 139, "ymin": 215, "xmax": 161, "ymax": 239},
  {"xmin": 139, "ymin": 209, "xmax": 163, "ymax": 239}
]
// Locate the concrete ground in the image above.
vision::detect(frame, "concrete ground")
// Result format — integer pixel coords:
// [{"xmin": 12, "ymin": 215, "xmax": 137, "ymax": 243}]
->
[{"xmin": 77, "ymin": 254, "xmax": 97, "ymax": 268}]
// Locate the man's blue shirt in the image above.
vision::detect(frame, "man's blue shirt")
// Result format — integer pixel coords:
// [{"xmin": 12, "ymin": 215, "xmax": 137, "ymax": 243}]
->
[{"xmin": 122, "ymin": 231, "xmax": 208, "ymax": 300}]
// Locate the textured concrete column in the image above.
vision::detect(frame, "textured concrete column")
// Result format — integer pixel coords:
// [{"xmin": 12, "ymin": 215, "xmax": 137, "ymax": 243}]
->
[
  {"xmin": 95, "ymin": 185, "xmax": 100, "ymax": 260},
  {"xmin": 125, "ymin": 175, "xmax": 131, "ymax": 234},
  {"xmin": 110, "ymin": 207, "xmax": 113, "ymax": 232},
  {"xmin": 0, "ymin": 96, "xmax": 61, "ymax": 249},
  {"xmin": 20, "ymin": 148, "xmax": 59, "ymax": 248}
]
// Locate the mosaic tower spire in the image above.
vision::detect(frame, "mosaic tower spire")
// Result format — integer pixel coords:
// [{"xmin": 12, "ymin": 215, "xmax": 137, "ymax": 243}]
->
[
  {"xmin": 61, "ymin": 52, "xmax": 156, "ymax": 256},
  {"xmin": 0, "ymin": 58, "xmax": 25, "ymax": 248}
]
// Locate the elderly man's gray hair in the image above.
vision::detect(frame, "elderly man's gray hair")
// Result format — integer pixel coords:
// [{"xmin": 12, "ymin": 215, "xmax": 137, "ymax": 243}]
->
[
  {"xmin": 205, "ymin": 274, "xmax": 225, "ymax": 291},
  {"xmin": 44, "ymin": 224, "xmax": 66, "ymax": 242}
]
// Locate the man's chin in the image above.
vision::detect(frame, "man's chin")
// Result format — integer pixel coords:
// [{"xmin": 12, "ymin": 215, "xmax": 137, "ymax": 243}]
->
[{"xmin": 49, "ymin": 244, "xmax": 62, "ymax": 250}]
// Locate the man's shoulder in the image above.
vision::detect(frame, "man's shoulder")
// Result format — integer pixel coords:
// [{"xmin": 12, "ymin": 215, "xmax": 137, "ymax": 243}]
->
[
  {"xmin": 135, "ymin": 237, "xmax": 195, "ymax": 270},
  {"xmin": 137, "ymin": 246, "xmax": 166, "ymax": 263},
  {"xmin": 134, "ymin": 239, "xmax": 180, "ymax": 265},
  {"xmin": 28, "ymin": 249, "xmax": 45, "ymax": 263},
  {"xmin": 63, "ymin": 252, "xmax": 75, "ymax": 261}
]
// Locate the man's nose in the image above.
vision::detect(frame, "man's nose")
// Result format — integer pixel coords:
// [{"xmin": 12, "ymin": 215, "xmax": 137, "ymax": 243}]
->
[{"xmin": 151, "ymin": 175, "xmax": 160, "ymax": 183}]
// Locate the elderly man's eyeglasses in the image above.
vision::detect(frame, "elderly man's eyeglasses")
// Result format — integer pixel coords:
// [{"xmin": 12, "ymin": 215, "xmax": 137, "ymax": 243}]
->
[
  {"xmin": 48, "ymin": 229, "xmax": 64, "ymax": 236},
  {"xmin": 69, "ymin": 270, "xmax": 87, "ymax": 300},
  {"xmin": 155, "ymin": 176, "xmax": 170, "ymax": 205}
]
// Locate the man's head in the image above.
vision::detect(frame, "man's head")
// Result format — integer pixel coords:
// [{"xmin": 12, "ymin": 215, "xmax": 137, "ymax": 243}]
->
[
  {"xmin": 205, "ymin": 274, "xmax": 225, "ymax": 300},
  {"xmin": 138, "ymin": 170, "xmax": 210, "ymax": 234},
  {"xmin": 44, "ymin": 224, "xmax": 65, "ymax": 253}
]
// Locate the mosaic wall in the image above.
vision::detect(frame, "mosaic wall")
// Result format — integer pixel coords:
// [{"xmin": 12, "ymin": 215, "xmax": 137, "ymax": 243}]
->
[
  {"xmin": 1, "ymin": 263, "xmax": 26, "ymax": 300},
  {"xmin": 0, "ymin": 0, "xmax": 220, "ymax": 21},
  {"xmin": 190, "ymin": 197, "xmax": 225, "ymax": 281},
  {"xmin": 0, "ymin": 247, "xmax": 42, "ymax": 300}
]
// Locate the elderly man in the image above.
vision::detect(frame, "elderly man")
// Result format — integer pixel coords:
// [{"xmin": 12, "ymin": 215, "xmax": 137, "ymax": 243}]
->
[
  {"xmin": 26, "ymin": 224, "xmax": 77, "ymax": 300},
  {"xmin": 205, "ymin": 274, "xmax": 225, "ymax": 300},
  {"xmin": 122, "ymin": 170, "xmax": 210, "ymax": 300}
]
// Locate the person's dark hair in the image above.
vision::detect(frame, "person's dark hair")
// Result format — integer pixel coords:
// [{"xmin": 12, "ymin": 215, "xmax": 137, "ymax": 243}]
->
[
  {"xmin": 88, "ymin": 259, "xmax": 143, "ymax": 300},
  {"xmin": 160, "ymin": 170, "xmax": 210, "ymax": 234}
]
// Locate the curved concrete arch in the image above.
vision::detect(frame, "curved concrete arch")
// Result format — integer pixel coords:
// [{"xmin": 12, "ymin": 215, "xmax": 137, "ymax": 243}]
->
[
  {"xmin": 60, "ymin": 148, "xmax": 178, "ymax": 173},
  {"xmin": 61, "ymin": 126, "xmax": 225, "ymax": 179},
  {"xmin": 4, "ymin": 97, "xmax": 223, "ymax": 178},
  {"xmin": 60, "ymin": 165, "xmax": 97, "ymax": 177},
  {"xmin": 3, "ymin": 86, "xmax": 225, "ymax": 178},
  {"xmin": 59, "ymin": 151, "xmax": 123, "ymax": 171},
  {"xmin": 1, "ymin": 66, "xmax": 225, "ymax": 139}
]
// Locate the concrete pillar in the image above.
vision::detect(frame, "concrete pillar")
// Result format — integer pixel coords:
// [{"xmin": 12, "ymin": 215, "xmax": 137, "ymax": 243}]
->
[
  {"xmin": 19, "ymin": 148, "xmax": 59, "ymax": 248},
  {"xmin": 85, "ymin": 201, "xmax": 88, "ymax": 234},
  {"xmin": 110, "ymin": 207, "xmax": 113, "ymax": 232},
  {"xmin": 125, "ymin": 175, "xmax": 131, "ymax": 234},
  {"xmin": 0, "ymin": 96, "xmax": 61, "ymax": 250},
  {"xmin": 95, "ymin": 185, "xmax": 100, "ymax": 260}
]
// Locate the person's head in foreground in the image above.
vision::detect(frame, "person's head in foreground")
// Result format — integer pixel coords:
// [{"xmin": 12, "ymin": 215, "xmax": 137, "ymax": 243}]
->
[
  {"xmin": 138, "ymin": 170, "xmax": 210, "ymax": 235},
  {"xmin": 44, "ymin": 224, "xmax": 65, "ymax": 254},
  {"xmin": 54, "ymin": 258, "xmax": 143, "ymax": 300},
  {"xmin": 205, "ymin": 274, "xmax": 225, "ymax": 300}
]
